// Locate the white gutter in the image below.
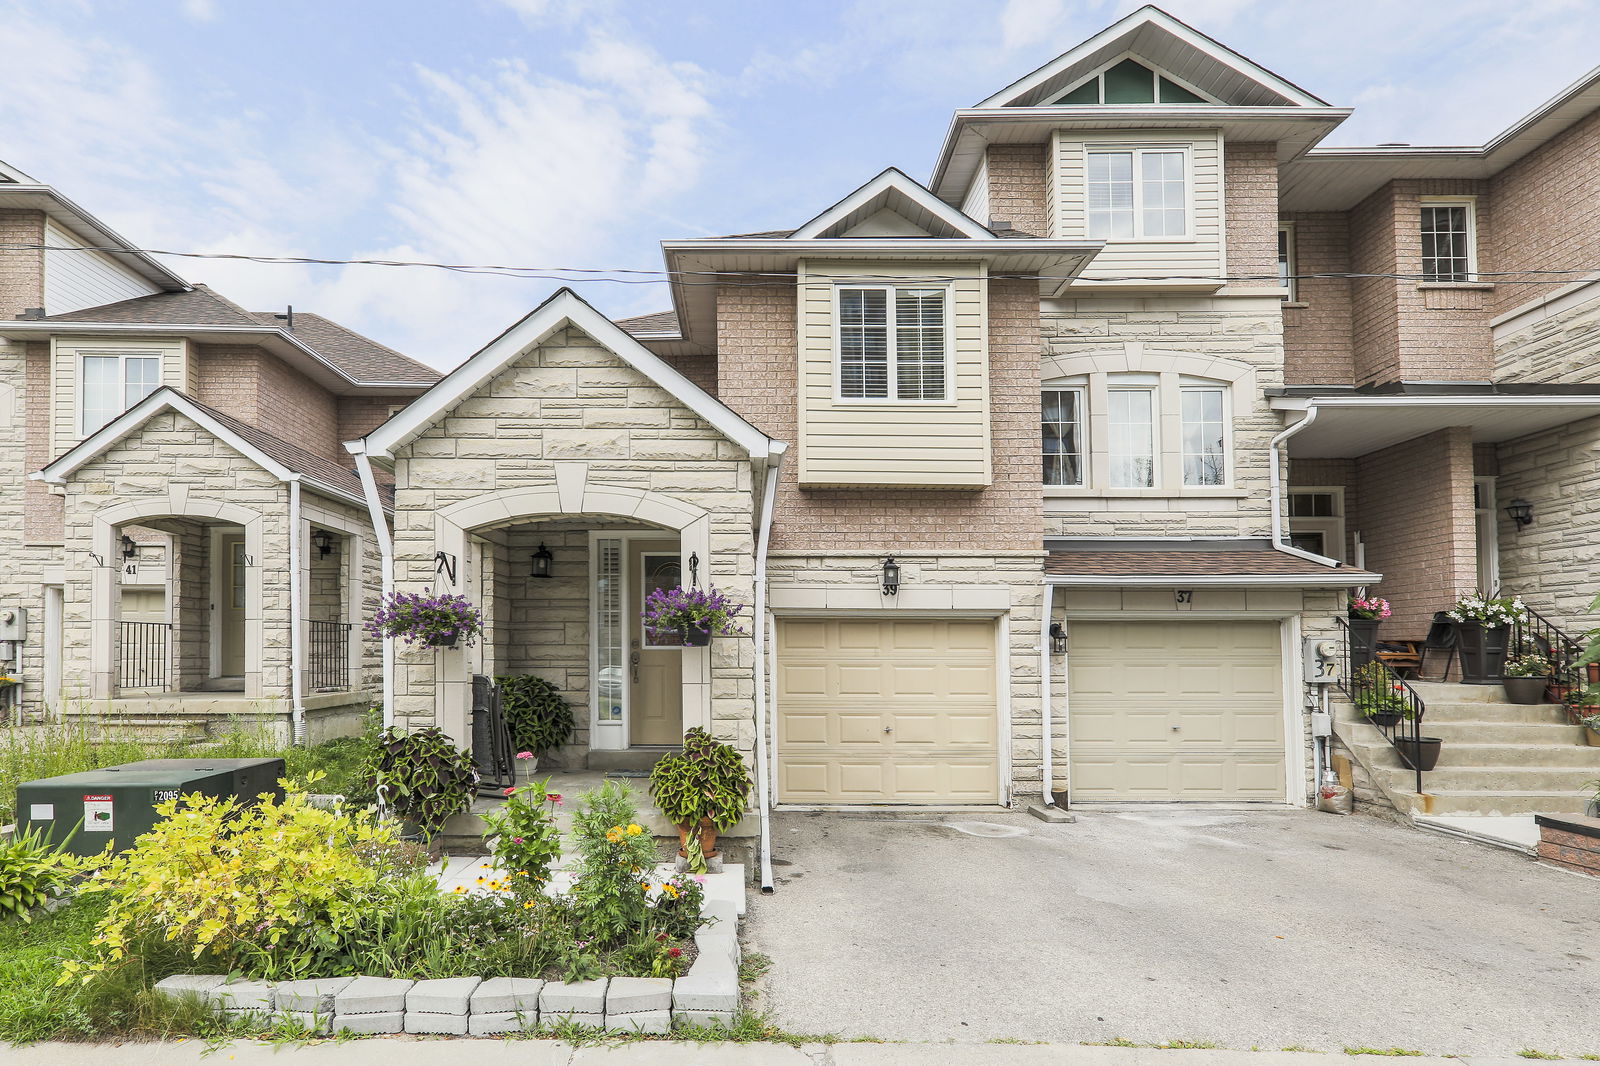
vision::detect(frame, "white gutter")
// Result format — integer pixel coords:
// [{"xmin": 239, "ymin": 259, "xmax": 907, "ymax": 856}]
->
[
  {"xmin": 752, "ymin": 442, "xmax": 788, "ymax": 895},
  {"xmin": 1039, "ymin": 581, "xmax": 1056, "ymax": 808},
  {"xmin": 288, "ymin": 478, "xmax": 307, "ymax": 744},
  {"xmin": 1267, "ymin": 406, "xmax": 1349, "ymax": 567},
  {"xmin": 350, "ymin": 443, "xmax": 396, "ymax": 728}
]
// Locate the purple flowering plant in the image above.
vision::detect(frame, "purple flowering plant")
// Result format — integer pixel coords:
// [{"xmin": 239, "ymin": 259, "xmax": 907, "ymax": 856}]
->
[
  {"xmin": 641, "ymin": 585, "xmax": 745, "ymax": 640},
  {"xmin": 368, "ymin": 587, "xmax": 483, "ymax": 647}
]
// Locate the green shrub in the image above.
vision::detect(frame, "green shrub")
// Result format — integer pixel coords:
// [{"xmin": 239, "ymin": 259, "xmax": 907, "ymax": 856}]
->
[
  {"xmin": 649, "ymin": 727, "xmax": 752, "ymax": 831},
  {"xmin": 568, "ymin": 782, "xmax": 659, "ymax": 946},
  {"xmin": 496, "ymin": 675, "xmax": 575, "ymax": 757},
  {"xmin": 370, "ymin": 726, "xmax": 477, "ymax": 836},
  {"xmin": 0, "ymin": 824, "xmax": 89, "ymax": 923},
  {"xmin": 481, "ymin": 778, "xmax": 563, "ymax": 884}
]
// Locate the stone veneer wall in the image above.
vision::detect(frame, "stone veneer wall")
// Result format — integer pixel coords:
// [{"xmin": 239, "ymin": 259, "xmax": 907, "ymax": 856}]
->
[
  {"xmin": 386, "ymin": 324, "xmax": 757, "ymax": 754},
  {"xmin": 1040, "ymin": 296, "xmax": 1284, "ymax": 538}
]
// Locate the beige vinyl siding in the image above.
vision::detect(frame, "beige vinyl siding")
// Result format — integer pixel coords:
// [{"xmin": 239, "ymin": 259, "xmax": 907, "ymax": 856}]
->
[
  {"xmin": 42, "ymin": 220, "xmax": 160, "ymax": 316},
  {"xmin": 796, "ymin": 259, "xmax": 991, "ymax": 487},
  {"xmin": 1051, "ymin": 129, "xmax": 1224, "ymax": 288},
  {"xmin": 961, "ymin": 155, "xmax": 989, "ymax": 224},
  {"xmin": 50, "ymin": 336, "xmax": 189, "ymax": 455}
]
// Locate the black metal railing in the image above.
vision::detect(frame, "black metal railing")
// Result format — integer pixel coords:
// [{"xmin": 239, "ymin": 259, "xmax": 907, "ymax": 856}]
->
[
  {"xmin": 308, "ymin": 620, "xmax": 352, "ymax": 691},
  {"xmin": 1510, "ymin": 604, "xmax": 1587, "ymax": 697},
  {"xmin": 1336, "ymin": 616, "xmax": 1429, "ymax": 795},
  {"xmin": 117, "ymin": 621, "xmax": 171, "ymax": 692}
]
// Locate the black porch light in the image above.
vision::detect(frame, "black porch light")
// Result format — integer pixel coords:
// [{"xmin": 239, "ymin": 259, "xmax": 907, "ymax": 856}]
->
[
  {"xmin": 881, "ymin": 556, "xmax": 901, "ymax": 596},
  {"xmin": 1049, "ymin": 622, "xmax": 1068, "ymax": 655},
  {"xmin": 119, "ymin": 534, "xmax": 138, "ymax": 560},
  {"xmin": 312, "ymin": 529, "xmax": 335, "ymax": 558},
  {"xmin": 1504, "ymin": 498, "xmax": 1534, "ymax": 530},
  {"xmin": 531, "ymin": 543, "xmax": 554, "ymax": 579}
]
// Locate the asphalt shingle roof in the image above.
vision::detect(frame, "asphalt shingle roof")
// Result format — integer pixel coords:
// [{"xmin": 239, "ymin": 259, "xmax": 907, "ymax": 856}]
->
[
  {"xmin": 1045, "ymin": 549, "xmax": 1377, "ymax": 580},
  {"xmin": 616, "ymin": 310, "xmax": 680, "ymax": 335},
  {"xmin": 184, "ymin": 396, "xmax": 380, "ymax": 505}
]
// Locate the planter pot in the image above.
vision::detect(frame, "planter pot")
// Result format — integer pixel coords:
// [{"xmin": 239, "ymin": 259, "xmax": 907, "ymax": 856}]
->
[
  {"xmin": 1547, "ymin": 682, "xmax": 1574, "ymax": 705},
  {"xmin": 1347, "ymin": 617, "xmax": 1382, "ymax": 669},
  {"xmin": 1585, "ymin": 727, "xmax": 1600, "ymax": 747},
  {"xmin": 675, "ymin": 818, "xmax": 720, "ymax": 859},
  {"xmin": 1393, "ymin": 736, "xmax": 1443, "ymax": 773},
  {"xmin": 426, "ymin": 629, "xmax": 461, "ymax": 649},
  {"xmin": 1454, "ymin": 622, "xmax": 1509, "ymax": 684},
  {"xmin": 1589, "ymin": 663, "xmax": 1600, "ymax": 685},
  {"xmin": 1502, "ymin": 676, "xmax": 1550, "ymax": 705},
  {"xmin": 513, "ymin": 756, "xmax": 540, "ymax": 784},
  {"xmin": 679, "ymin": 625, "xmax": 712, "ymax": 648},
  {"xmin": 1366, "ymin": 711, "xmax": 1403, "ymax": 730}
]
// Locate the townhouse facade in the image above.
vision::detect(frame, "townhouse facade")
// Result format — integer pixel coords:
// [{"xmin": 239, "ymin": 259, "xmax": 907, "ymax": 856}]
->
[{"xmin": 0, "ymin": 158, "xmax": 438, "ymax": 741}]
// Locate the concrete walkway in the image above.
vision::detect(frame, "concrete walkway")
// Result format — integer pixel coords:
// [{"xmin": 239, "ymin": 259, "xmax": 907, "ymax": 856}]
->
[
  {"xmin": 0, "ymin": 1041, "xmax": 1566, "ymax": 1065},
  {"xmin": 744, "ymin": 807, "xmax": 1600, "ymax": 1058}
]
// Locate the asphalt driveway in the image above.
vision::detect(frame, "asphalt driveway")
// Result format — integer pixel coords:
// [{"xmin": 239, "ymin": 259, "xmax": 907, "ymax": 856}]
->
[{"xmin": 742, "ymin": 808, "xmax": 1599, "ymax": 1057}]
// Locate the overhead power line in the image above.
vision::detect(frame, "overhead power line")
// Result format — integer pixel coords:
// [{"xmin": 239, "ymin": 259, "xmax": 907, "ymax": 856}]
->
[{"xmin": 4, "ymin": 241, "xmax": 1598, "ymax": 288}]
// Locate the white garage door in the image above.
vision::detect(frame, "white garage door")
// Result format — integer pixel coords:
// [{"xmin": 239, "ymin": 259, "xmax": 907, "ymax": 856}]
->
[
  {"xmin": 777, "ymin": 617, "xmax": 999, "ymax": 804},
  {"xmin": 1068, "ymin": 620, "xmax": 1286, "ymax": 802}
]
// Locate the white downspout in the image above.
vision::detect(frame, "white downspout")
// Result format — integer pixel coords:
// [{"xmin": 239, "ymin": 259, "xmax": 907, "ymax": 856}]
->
[
  {"xmin": 288, "ymin": 478, "xmax": 306, "ymax": 744},
  {"xmin": 1269, "ymin": 406, "xmax": 1338, "ymax": 566},
  {"xmin": 351, "ymin": 445, "xmax": 396, "ymax": 729},
  {"xmin": 753, "ymin": 442, "xmax": 787, "ymax": 895},
  {"xmin": 1040, "ymin": 580, "xmax": 1056, "ymax": 807}
]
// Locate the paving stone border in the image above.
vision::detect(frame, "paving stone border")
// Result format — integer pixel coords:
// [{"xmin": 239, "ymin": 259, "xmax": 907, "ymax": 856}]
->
[{"xmin": 151, "ymin": 867, "xmax": 745, "ymax": 1037}]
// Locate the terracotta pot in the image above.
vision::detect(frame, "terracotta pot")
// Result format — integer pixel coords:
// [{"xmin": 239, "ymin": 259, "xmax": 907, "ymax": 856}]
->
[
  {"xmin": 1586, "ymin": 728, "xmax": 1600, "ymax": 748},
  {"xmin": 1589, "ymin": 663, "xmax": 1600, "ymax": 685},
  {"xmin": 1547, "ymin": 682, "xmax": 1574, "ymax": 705},
  {"xmin": 676, "ymin": 818, "xmax": 720, "ymax": 858}
]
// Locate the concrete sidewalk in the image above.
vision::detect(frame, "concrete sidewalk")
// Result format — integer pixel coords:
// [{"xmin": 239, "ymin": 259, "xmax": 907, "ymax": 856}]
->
[{"xmin": 0, "ymin": 1041, "xmax": 1563, "ymax": 1066}]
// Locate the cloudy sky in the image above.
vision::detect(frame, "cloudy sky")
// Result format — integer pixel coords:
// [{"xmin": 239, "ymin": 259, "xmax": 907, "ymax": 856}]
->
[{"xmin": 2, "ymin": 0, "xmax": 1596, "ymax": 369}]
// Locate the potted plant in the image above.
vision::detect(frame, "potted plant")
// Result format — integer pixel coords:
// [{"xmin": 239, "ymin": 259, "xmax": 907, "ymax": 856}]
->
[
  {"xmin": 642, "ymin": 586, "xmax": 745, "ymax": 648},
  {"xmin": 1352, "ymin": 661, "xmax": 1411, "ymax": 730},
  {"xmin": 1393, "ymin": 734, "xmax": 1444, "ymax": 773},
  {"xmin": 1501, "ymin": 652, "xmax": 1553, "ymax": 705},
  {"xmin": 648, "ymin": 727, "xmax": 752, "ymax": 860},
  {"xmin": 1577, "ymin": 710, "xmax": 1600, "ymax": 748},
  {"xmin": 495, "ymin": 674, "xmax": 576, "ymax": 771},
  {"xmin": 1567, "ymin": 685, "xmax": 1600, "ymax": 731},
  {"xmin": 1445, "ymin": 592, "xmax": 1528, "ymax": 684},
  {"xmin": 371, "ymin": 726, "xmax": 479, "ymax": 845},
  {"xmin": 368, "ymin": 588, "xmax": 483, "ymax": 649},
  {"xmin": 1347, "ymin": 596, "xmax": 1391, "ymax": 669},
  {"xmin": 1546, "ymin": 663, "xmax": 1581, "ymax": 706}
]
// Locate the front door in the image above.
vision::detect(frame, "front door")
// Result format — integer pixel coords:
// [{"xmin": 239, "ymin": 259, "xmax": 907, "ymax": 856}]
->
[
  {"xmin": 215, "ymin": 534, "xmax": 246, "ymax": 679},
  {"xmin": 628, "ymin": 540, "xmax": 683, "ymax": 746}
]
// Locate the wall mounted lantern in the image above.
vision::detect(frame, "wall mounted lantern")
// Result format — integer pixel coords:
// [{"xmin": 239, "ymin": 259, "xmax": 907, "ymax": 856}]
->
[
  {"xmin": 119, "ymin": 534, "xmax": 138, "ymax": 560},
  {"xmin": 881, "ymin": 556, "xmax": 901, "ymax": 596},
  {"xmin": 530, "ymin": 543, "xmax": 554, "ymax": 579},
  {"xmin": 312, "ymin": 529, "xmax": 335, "ymax": 558},
  {"xmin": 1049, "ymin": 622, "xmax": 1068, "ymax": 655},
  {"xmin": 1504, "ymin": 498, "xmax": 1534, "ymax": 530}
]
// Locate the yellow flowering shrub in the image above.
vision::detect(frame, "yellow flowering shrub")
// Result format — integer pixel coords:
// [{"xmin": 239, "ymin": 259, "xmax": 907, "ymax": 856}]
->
[{"xmin": 61, "ymin": 781, "xmax": 400, "ymax": 983}]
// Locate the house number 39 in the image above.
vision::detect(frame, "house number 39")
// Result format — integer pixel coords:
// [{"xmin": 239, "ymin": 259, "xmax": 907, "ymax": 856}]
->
[{"xmin": 1174, "ymin": 590, "xmax": 1194, "ymax": 604}]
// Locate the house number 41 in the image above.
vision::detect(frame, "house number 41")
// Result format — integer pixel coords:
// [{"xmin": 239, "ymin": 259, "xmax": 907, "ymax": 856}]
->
[{"xmin": 1174, "ymin": 589, "xmax": 1194, "ymax": 604}]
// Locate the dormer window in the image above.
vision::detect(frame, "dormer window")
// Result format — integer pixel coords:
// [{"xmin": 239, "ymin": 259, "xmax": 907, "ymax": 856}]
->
[
  {"xmin": 837, "ymin": 285, "xmax": 948, "ymax": 401},
  {"xmin": 1053, "ymin": 57, "xmax": 1208, "ymax": 105}
]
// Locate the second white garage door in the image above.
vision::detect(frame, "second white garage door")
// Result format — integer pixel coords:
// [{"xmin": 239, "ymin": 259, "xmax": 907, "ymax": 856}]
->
[
  {"xmin": 1068, "ymin": 619, "xmax": 1287, "ymax": 802},
  {"xmin": 777, "ymin": 617, "xmax": 999, "ymax": 804}
]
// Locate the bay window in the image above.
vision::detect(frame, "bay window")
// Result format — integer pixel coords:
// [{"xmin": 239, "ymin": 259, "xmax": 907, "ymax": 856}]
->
[
  {"xmin": 838, "ymin": 285, "xmax": 948, "ymax": 401},
  {"xmin": 81, "ymin": 352, "xmax": 161, "ymax": 436}
]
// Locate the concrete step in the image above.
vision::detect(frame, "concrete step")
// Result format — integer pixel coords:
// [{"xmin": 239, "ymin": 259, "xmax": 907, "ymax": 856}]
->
[
  {"xmin": 1422, "ymin": 790, "xmax": 1596, "ymax": 816},
  {"xmin": 1412, "ymin": 720, "xmax": 1588, "ymax": 743},
  {"xmin": 60, "ymin": 716, "xmax": 212, "ymax": 742},
  {"xmin": 585, "ymin": 748, "xmax": 673, "ymax": 773},
  {"xmin": 1417, "ymin": 700, "xmax": 1572, "ymax": 724},
  {"xmin": 1409, "ymin": 681, "xmax": 1517, "ymax": 703},
  {"xmin": 1434, "ymin": 742, "xmax": 1600, "ymax": 768},
  {"xmin": 1376, "ymin": 764, "xmax": 1600, "ymax": 792}
]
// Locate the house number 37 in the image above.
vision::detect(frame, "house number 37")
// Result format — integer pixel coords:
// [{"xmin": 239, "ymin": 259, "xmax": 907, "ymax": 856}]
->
[{"xmin": 1174, "ymin": 590, "xmax": 1194, "ymax": 604}]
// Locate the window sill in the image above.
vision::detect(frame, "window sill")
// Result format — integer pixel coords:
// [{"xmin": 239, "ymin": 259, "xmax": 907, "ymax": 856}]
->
[
  {"xmin": 1045, "ymin": 487, "xmax": 1249, "ymax": 499},
  {"xmin": 1416, "ymin": 282, "xmax": 1494, "ymax": 291},
  {"xmin": 1283, "ymin": 301, "xmax": 1311, "ymax": 309}
]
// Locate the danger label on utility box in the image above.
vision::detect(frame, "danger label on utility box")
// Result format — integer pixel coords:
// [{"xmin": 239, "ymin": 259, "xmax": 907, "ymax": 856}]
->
[{"xmin": 83, "ymin": 795, "xmax": 114, "ymax": 832}]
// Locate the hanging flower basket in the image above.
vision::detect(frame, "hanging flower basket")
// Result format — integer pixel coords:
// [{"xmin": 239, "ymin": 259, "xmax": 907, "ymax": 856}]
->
[
  {"xmin": 367, "ymin": 588, "xmax": 483, "ymax": 649},
  {"xmin": 642, "ymin": 585, "xmax": 744, "ymax": 649}
]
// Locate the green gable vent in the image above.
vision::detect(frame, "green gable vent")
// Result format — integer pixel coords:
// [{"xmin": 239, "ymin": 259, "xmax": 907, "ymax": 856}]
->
[{"xmin": 1052, "ymin": 58, "xmax": 1210, "ymax": 106}]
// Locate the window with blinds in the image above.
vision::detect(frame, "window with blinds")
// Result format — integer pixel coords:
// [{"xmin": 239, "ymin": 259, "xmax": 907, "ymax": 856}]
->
[{"xmin": 838, "ymin": 285, "xmax": 947, "ymax": 401}]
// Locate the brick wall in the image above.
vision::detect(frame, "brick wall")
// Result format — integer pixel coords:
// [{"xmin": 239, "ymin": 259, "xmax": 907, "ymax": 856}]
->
[
  {"xmin": 1224, "ymin": 143, "xmax": 1279, "ymax": 282},
  {"xmin": 1352, "ymin": 426, "xmax": 1477, "ymax": 634},
  {"xmin": 1287, "ymin": 457, "xmax": 1357, "ymax": 560},
  {"xmin": 661, "ymin": 352, "xmax": 717, "ymax": 396},
  {"xmin": 1487, "ymin": 108, "xmax": 1600, "ymax": 319},
  {"xmin": 193, "ymin": 343, "xmax": 341, "ymax": 460},
  {"xmin": 986, "ymin": 144, "xmax": 1050, "ymax": 236},
  {"xmin": 714, "ymin": 280, "xmax": 1044, "ymax": 550},
  {"xmin": 338, "ymin": 396, "xmax": 400, "ymax": 443},
  {"xmin": 1282, "ymin": 211, "xmax": 1355, "ymax": 384},
  {"xmin": 23, "ymin": 342, "xmax": 61, "ymax": 543},
  {"xmin": 0, "ymin": 209, "xmax": 44, "ymax": 318}
]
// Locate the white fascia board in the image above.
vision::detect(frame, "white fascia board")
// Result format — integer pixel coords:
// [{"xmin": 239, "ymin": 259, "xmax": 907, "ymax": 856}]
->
[
  {"xmin": 364, "ymin": 288, "xmax": 777, "ymax": 460},
  {"xmin": 35, "ymin": 387, "xmax": 295, "ymax": 486},
  {"xmin": 1046, "ymin": 573, "xmax": 1372, "ymax": 587},
  {"xmin": 1268, "ymin": 394, "xmax": 1600, "ymax": 411},
  {"xmin": 975, "ymin": 6, "xmax": 1330, "ymax": 109},
  {"xmin": 791, "ymin": 168, "xmax": 993, "ymax": 240},
  {"xmin": 0, "ymin": 185, "xmax": 189, "ymax": 290}
]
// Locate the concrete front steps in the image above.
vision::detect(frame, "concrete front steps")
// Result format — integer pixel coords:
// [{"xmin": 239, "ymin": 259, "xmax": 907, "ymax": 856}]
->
[{"xmin": 1333, "ymin": 680, "xmax": 1600, "ymax": 818}]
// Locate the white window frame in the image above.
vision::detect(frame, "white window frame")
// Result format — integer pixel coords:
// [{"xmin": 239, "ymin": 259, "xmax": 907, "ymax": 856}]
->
[
  {"xmin": 79, "ymin": 350, "xmax": 163, "ymax": 437},
  {"xmin": 1286, "ymin": 487, "xmax": 1346, "ymax": 563},
  {"xmin": 1042, "ymin": 384, "xmax": 1088, "ymax": 487},
  {"xmin": 1418, "ymin": 196, "xmax": 1478, "ymax": 283},
  {"xmin": 1085, "ymin": 145, "xmax": 1193, "ymax": 242},
  {"xmin": 832, "ymin": 283, "xmax": 953, "ymax": 405},
  {"xmin": 1277, "ymin": 222, "xmax": 1297, "ymax": 302},
  {"xmin": 1105, "ymin": 382, "xmax": 1159, "ymax": 489},
  {"xmin": 1179, "ymin": 381, "xmax": 1229, "ymax": 488}
]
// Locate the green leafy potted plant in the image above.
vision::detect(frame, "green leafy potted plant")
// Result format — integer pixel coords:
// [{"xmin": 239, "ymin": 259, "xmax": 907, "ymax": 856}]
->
[
  {"xmin": 1352, "ymin": 661, "xmax": 1412, "ymax": 730},
  {"xmin": 495, "ymin": 674, "xmax": 576, "ymax": 772},
  {"xmin": 371, "ymin": 726, "xmax": 478, "ymax": 844},
  {"xmin": 1445, "ymin": 591, "xmax": 1528, "ymax": 684},
  {"xmin": 648, "ymin": 727, "xmax": 752, "ymax": 860},
  {"xmin": 642, "ymin": 586, "xmax": 744, "ymax": 648},
  {"xmin": 368, "ymin": 588, "xmax": 483, "ymax": 649},
  {"xmin": 1577, "ymin": 710, "xmax": 1600, "ymax": 748},
  {"xmin": 1501, "ymin": 652, "xmax": 1553, "ymax": 705}
]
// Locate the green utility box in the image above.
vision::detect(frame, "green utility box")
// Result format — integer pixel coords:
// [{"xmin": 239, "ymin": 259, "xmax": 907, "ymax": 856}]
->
[{"xmin": 16, "ymin": 757, "xmax": 285, "ymax": 857}]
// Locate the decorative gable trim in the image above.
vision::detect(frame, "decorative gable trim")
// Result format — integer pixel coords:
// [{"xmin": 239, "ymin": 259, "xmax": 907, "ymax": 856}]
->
[
  {"xmin": 359, "ymin": 287, "xmax": 777, "ymax": 460},
  {"xmin": 791, "ymin": 168, "xmax": 994, "ymax": 240},
  {"xmin": 976, "ymin": 5, "xmax": 1328, "ymax": 110}
]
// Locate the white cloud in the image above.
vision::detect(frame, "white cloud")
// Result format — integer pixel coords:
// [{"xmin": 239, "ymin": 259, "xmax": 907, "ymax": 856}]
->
[{"xmin": 181, "ymin": 0, "xmax": 218, "ymax": 21}]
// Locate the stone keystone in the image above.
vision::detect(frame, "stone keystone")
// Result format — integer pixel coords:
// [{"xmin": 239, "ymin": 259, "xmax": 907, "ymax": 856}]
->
[
  {"xmin": 406, "ymin": 976, "xmax": 481, "ymax": 1015},
  {"xmin": 334, "ymin": 976, "xmax": 414, "ymax": 1015},
  {"xmin": 605, "ymin": 976, "xmax": 672, "ymax": 1014},
  {"xmin": 274, "ymin": 977, "xmax": 354, "ymax": 1014},
  {"xmin": 539, "ymin": 978, "xmax": 609, "ymax": 1015},
  {"xmin": 471, "ymin": 977, "xmax": 544, "ymax": 1014}
]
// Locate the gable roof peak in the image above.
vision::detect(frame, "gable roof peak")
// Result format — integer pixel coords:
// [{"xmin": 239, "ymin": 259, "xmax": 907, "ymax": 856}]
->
[{"xmin": 792, "ymin": 168, "xmax": 993, "ymax": 240}]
